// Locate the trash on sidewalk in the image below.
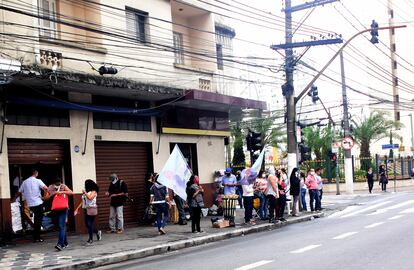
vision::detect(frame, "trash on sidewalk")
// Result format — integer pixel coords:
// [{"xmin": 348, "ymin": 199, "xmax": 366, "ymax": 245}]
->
[
  {"xmin": 211, "ymin": 218, "xmax": 230, "ymax": 228},
  {"xmin": 11, "ymin": 201, "xmax": 22, "ymax": 233}
]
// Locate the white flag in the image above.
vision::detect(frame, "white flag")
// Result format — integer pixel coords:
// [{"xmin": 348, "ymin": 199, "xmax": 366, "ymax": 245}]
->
[
  {"xmin": 251, "ymin": 149, "xmax": 265, "ymax": 173},
  {"xmin": 157, "ymin": 145, "xmax": 192, "ymax": 200}
]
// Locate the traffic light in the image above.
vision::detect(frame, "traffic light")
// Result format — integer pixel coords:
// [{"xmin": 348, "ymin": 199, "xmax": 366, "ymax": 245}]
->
[
  {"xmin": 308, "ymin": 85, "xmax": 319, "ymax": 103},
  {"xmin": 246, "ymin": 130, "xmax": 262, "ymax": 151},
  {"xmin": 370, "ymin": 20, "xmax": 379, "ymax": 44},
  {"xmin": 299, "ymin": 143, "xmax": 311, "ymax": 164}
]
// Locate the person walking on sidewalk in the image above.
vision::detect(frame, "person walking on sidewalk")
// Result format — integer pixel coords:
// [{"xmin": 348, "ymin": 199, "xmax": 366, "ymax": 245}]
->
[
  {"xmin": 242, "ymin": 179, "xmax": 255, "ymax": 225},
  {"xmin": 14, "ymin": 169, "xmax": 49, "ymax": 243},
  {"xmin": 300, "ymin": 172, "xmax": 307, "ymax": 211},
  {"xmin": 289, "ymin": 168, "xmax": 301, "ymax": 217},
  {"xmin": 305, "ymin": 169, "xmax": 320, "ymax": 212},
  {"xmin": 48, "ymin": 177, "xmax": 72, "ymax": 251},
  {"xmin": 315, "ymin": 168, "xmax": 323, "ymax": 211},
  {"xmin": 105, "ymin": 173, "xmax": 128, "ymax": 234},
  {"xmin": 379, "ymin": 164, "xmax": 388, "ymax": 192},
  {"xmin": 74, "ymin": 179, "xmax": 102, "ymax": 245},
  {"xmin": 150, "ymin": 174, "xmax": 171, "ymax": 235},
  {"xmin": 265, "ymin": 168, "xmax": 279, "ymax": 223},
  {"xmin": 188, "ymin": 175, "xmax": 205, "ymax": 233},
  {"xmin": 173, "ymin": 191, "xmax": 187, "ymax": 225},
  {"xmin": 366, "ymin": 167, "xmax": 374, "ymax": 193}
]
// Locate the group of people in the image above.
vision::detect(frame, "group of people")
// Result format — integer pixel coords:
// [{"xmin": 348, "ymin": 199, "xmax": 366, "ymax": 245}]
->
[
  {"xmin": 220, "ymin": 166, "xmax": 324, "ymax": 225},
  {"xmin": 14, "ymin": 170, "xmax": 128, "ymax": 251},
  {"xmin": 366, "ymin": 164, "xmax": 389, "ymax": 193}
]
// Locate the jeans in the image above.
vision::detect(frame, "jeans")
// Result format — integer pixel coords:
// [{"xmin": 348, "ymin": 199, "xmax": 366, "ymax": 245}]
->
[
  {"xmin": 309, "ymin": 189, "xmax": 320, "ymax": 211},
  {"xmin": 174, "ymin": 195, "xmax": 186, "ymax": 224},
  {"xmin": 29, "ymin": 204, "xmax": 44, "ymax": 241},
  {"xmin": 84, "ymin": 212, "xmax": 98, "ymax": 241},
  {"xmin": 243, "ymin": 196, "xmax": 253, "ymax": 223},
  {"xmin": 276, "ymin": 194, "xmax": 286, "ymax": 219},
  {"xmin": 191, "ymin": 206, "xmax": 201, "ymax": 232},
  {"xmin": 292, "ymin": 195, "xmax": 299, "ymax": 215},
  {"xmin": 316, "ymin": 189, "xmax": 323, "ymax": 210},
  {"xmin": 381, "ymin": 182, "xmax": 387, "ymax": 191},
  {"xmin": 259, "ymin": 193, "xmax": 268, "ymax": 219},
  {"xmin": 267, "ymin": 195, "xmax": 277, "ymax": 221},
  {"xmin": 154, "ymin": 203, "xmax": 169, "ymax": 231},
  {"xmin": 55, "ymin": 209, "xmax": 68, "ymax": 247},
  {"xmin": 301, "ymin": 188, "xmax": 307, "ymax": 211},
  {"xmin": 236, "ymin": 187, "xmax": 244, "ymax": 208},
  {"xmin": 109, "ymin": 206, "xmax": 124, "ymax": 231}
]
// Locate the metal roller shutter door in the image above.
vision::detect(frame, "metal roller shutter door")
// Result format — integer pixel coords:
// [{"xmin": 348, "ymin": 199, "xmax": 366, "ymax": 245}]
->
[
  {"xmin": 95, "ymin": 141, "xmax": 150, "ymax": 229},
  {"xmin": 7, "ymin": 139, "xmax": 65, "ymax": 164}
]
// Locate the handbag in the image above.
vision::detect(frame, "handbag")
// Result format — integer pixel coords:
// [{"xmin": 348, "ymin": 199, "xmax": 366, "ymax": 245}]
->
[
  {"xmin": 86, "ymin": 206, "xmax": 98, "ymax": 216},
  {"xmin": 51, "ymin": 193, "xmax": 69, "ymax": 211}
]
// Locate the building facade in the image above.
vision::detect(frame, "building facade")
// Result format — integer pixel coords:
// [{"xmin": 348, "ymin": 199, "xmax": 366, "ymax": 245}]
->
[{"xmin": 0, "ymin": 0, "xmax": 265, "ymax": 233}]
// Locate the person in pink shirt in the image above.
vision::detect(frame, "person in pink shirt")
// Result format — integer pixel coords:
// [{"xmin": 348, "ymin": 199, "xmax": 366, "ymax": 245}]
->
[
  {"xmin": 255, "ymin": 172, "xmax": 268, "ymax": 220},
  {"xmin": 305, "ymin": 169, "xmax": 321, "ymax": 212}
]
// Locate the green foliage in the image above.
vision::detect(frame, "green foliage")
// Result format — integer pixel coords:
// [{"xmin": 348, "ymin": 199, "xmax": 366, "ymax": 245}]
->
[
  {"xmin": 302, "ymin": 125, "xmax": 335, "ymax": 162},
  {"xmin": 231, "ymin": 123, "xmax": 245, "ymax": 167}
]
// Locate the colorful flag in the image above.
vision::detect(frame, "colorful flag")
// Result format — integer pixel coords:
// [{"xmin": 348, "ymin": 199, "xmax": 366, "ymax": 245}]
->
[
  {"xmin": 157, "ymin": 145, "xmax": 192, "ymax": 200},
  {"xmin": 240, "ymin": 149, "xmax": 265, "ymax": 185}
]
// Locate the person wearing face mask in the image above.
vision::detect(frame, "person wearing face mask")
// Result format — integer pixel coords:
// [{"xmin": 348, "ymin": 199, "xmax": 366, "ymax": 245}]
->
[
  {"xmin": 222, "ymin": 168, "xmax": 237, "ymax": 195},
  {"xmin": 289, "ymin": 168, "xmax": 301, "ymax": 216},
  {"xmin": 305, "ymin": 169, "xmax": 320, "ymax": 212},
  {"xmin": 105, "ymin": 173, "xmax": 128, "ymax": 234}
]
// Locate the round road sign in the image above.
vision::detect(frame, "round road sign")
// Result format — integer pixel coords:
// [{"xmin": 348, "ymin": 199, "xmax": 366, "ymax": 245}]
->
[{"xmin": 341, "ymin": 136, "xmax": 354, "ymax": 150}]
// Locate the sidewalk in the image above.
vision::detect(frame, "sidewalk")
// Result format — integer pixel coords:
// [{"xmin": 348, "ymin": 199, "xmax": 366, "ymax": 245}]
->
[{"xmin": 0, "ymin": 210, "xmax": 323, "ymax": 270}]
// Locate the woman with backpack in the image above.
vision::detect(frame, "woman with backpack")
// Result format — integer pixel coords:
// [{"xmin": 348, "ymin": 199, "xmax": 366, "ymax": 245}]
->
[
  {"xmin": 48, "ymin": 177, "xmax": 72, "ymax": 251},
  {"xmin": 74, "ymin": 179, "xmax": 102, "ymax": 245}
]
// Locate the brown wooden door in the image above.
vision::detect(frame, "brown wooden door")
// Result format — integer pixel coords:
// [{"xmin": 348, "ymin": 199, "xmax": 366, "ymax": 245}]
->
[
  {"xmin": 7, "ymin": 139, "xmax": 65, "ymax": 165},
  {"xmin": 94, "ymin": 141, "xmax": 150, "ymax": 229}
]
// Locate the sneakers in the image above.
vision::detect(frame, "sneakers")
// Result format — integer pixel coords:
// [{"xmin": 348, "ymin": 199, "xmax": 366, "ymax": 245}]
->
[
  {"xmin": 116, "ymin": 229, "xmax": 123, "ymax": 234},
  {"xmin": 159, "ymin": 228, "xmax": 166, "ymax": 235},
  {"xmin": 33, "ymin": 238, "xmax": 44, "ymax": 243},
  {"xmin": 106, "ymin": 230, "xmax": 115, "ymax": 234},
  {"xmin": 97, "ymin": 230, "xmax": 102, "ymax": 241},
  {"xmin": 279, "ymin": 218, "xmax": 287, "ymax": 222},
  {"xmin": 86, "ymin": 239, "xmax": 93, "ymax": 245},
  {"xmin": 55, "ymin": 244, "xmax": 63, "ymax": 251}
]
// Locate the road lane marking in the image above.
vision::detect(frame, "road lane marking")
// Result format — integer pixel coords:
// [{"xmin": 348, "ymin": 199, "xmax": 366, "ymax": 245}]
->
[
  {"xmin": 328, "ymin": 205, "xmax": 361, "ymax": 218},
  {"xmin": 386, "ymin": 200, "xmax": 414, "ymax": 210},
  {"xmin": 388, "ymin": 215, "xmax": 404, "ymax": 220},
  {"xmin": 367, "ymin": 209, "xmax": 388, "ymax": 216},
  {"xmin": 364, "ymin": 222, "xmax": 385, "ymax": 229},
  {"xmin": 333, "ymin": 232, "xmax": 358, "ymax": 240},
  {"xmin": 400, "ymin": 207, "xmax": 414, "ymax": 214},
  {"xmin": 290, "ymin": 245, "xmax": 321, "ymax": 254},
  {"xmin": 341, "ymin": 201, "xmax": 392, "ymax": 218},
  {"xmin": 234, "ymin": 260, "xmax": 273, "ymax": 270}
]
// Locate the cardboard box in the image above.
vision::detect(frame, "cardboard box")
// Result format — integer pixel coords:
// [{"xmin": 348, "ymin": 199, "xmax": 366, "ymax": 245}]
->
[{"xmin": 212, "ymin": 219, "xmax": 230, "ymax": 228}]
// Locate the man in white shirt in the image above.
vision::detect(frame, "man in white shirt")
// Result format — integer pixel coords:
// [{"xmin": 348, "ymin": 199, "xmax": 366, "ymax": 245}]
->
[
  {"xmin": 15, "ymin": 169, "xmax": 49, "ymax": 242},
  {"xmin": 315, "ymin": 168, "xmax": 323, "ymax": 211}
]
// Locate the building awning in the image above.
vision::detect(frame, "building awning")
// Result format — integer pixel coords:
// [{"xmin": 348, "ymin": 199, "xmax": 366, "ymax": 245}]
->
[{"xmin": 173, "ymin": 89, "xmax": 267, "ymax": 112}]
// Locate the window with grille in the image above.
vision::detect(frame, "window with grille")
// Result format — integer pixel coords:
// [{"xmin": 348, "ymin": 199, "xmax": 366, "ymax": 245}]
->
[
  {"xmin": 173, "ymin": 32, "xmax": 184, "ymax": 64},
  {"xmin": 126, "ymin": 7, "xmax": 149, "ymax": 43},
  {"xmin": 199, "ymin": 78, "xmax": 211, "ymax": 91},
  {"xmin": 216, "ymin": 44, "xmax": 223, "ymax": 70},
  {"xmin": 38, "ymin": 0, "xmax": 57, "ymax": 38}
]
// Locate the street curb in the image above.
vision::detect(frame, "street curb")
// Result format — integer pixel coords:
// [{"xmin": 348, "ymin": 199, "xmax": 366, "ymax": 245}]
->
[{"xmin": 48, "ymin": 212, "xmax": 324, "ymax": 270}]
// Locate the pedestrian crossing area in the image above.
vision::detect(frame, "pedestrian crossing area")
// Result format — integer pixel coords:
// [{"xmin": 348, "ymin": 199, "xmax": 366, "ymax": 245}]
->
[{"xmin": 328, "ymin": 197, "xmax": 414, "ymax": 219}]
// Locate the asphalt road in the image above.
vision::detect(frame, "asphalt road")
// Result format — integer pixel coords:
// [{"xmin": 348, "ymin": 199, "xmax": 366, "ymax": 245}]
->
[{"xmin": 96, "ymin": 192, "xmax": 414, "ymax": 270}]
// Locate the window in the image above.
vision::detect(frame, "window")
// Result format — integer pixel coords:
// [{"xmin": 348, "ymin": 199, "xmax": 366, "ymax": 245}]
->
[
  {"xmin": 216, "ymin": 44, "xmax": 223, "ymax": 70},
  {"xmin": 173, "ymin": 32, "xmax": 184, "ymax": 64},
  {"xmin": 7, "ymin": 105, "xmax": 70, "ymax": 127},
  {"xmin": 126, "ymin": 7, "xmax": 149, "ymax": 43},
  {"xmin": 93, "ymin": 113, "xmax": 151, "ymax": 131},
  {"xmin": 38, "ymin": 0, "xmax": 57, "ymax": 38}
]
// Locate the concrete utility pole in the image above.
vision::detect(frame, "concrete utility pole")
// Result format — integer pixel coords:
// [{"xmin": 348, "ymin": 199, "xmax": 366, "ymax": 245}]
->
[
  {"xmin": 284, "ymin": 0, "xmax": 296, "ymax": 177},
  {"xmin": 340, "ymin": 51, "xmax": 353, "ymax": 194},
  {"xmin": 387, "ymin": 0, "xmax": 400, "ymax": 125},
  {"xmin": 410, "ymin": 113, "xmax": 414, "ymax": 158}
]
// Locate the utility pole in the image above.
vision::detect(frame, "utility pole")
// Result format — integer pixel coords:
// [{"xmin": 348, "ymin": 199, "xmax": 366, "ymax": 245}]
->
[
  {"xmin": 276, "ymin": 0, "xmax": 341, "ymax": 177},
  {"xmin": 340, "ymin": 51, "xmax": 353, "ymax": 194},
  {"xmin": 410, "ymin": 113, "xmax": 414, "ymax": 158},
  {"xmin": 387, "ymin": 0, "xmax": 400, "ymax": 125}
]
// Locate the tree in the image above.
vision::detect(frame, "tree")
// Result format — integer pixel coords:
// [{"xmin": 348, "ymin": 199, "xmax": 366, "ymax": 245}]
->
[
  {"xmin": 302, "ymin": 125, "xmax": 334, "ymax": 161},
  {"xmin": 351, "ymin": 111, "xmax": 402, "ymax": 170},
  {"xmin": 231, "ymin": 122, "xmax": 245, "ymax": 168},
  {"xmin": 251, "ymin": 115, "xmax": 286, "ymax": 148}
]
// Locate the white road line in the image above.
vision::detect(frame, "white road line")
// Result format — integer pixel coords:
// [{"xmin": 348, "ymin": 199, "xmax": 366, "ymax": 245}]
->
[
  {"xmin": 341, "ymin": 201, "xmax": 392, "ymax": 218},
  {"xmin": 290, "ymin": 244, "xmax": 321, "ymax": 254},
  {"xmin": 386, "ymin": 200, "xmax": 414, "ymax": 210},
  {"xmin": 234, "ymin": 260, "xmax": 274, "ymax": 270},
  {"xmin": 400, "ymin": 207, "xmax": 414, "ymax": 214},
  {"xmin": 364, "ymin": 222, "xmax": 385, "ymax": 229},
  {"xmin": 328, "ymin": 205, "xmax": 361, "ymax": 218},
  {"xmin": 388, "ymin": 215, "xmax": 404, "ymax": 220},
  {"xmin": 333, "ymin": 232, "xmax": 358, "ymax": 240}
]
